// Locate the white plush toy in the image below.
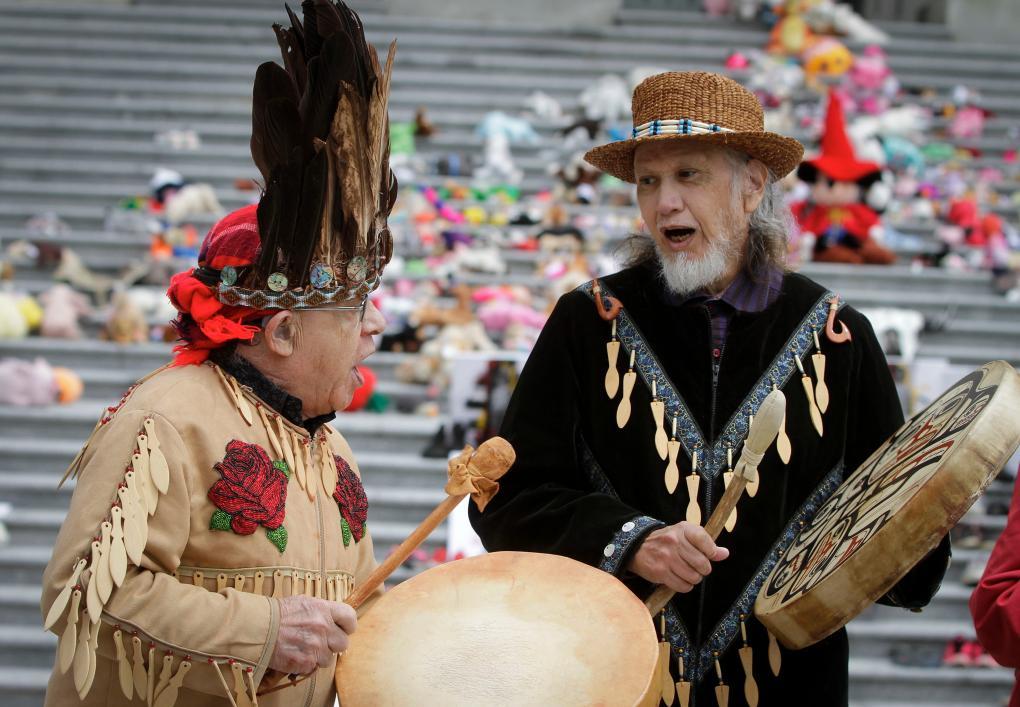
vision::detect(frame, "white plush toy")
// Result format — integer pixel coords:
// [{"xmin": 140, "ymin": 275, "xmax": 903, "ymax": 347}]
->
[{"xmin": 578, "ymin": 74, "xmax": 631, "ymax": 123}]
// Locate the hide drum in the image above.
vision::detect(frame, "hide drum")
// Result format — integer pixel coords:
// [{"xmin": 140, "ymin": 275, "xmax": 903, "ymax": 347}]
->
[
  {"xmin": 755, "ymin": 360, "xmax": 1020, "ymax": 649},
  {"xmin": 336, "ymin": 551, "xmax": 659, "ymax": 706}
]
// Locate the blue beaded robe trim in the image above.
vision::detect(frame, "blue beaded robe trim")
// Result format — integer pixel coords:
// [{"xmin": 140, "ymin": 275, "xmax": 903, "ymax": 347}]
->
[
  {"xmin": 580, "ymin": 280, "xmax": 845, "ymax": 480},
  {"xmin": 664, "ymin": 461, "xmax": 845, "ymax": 683},
  {"xmin": 598, "ymin": 515, "xmax": 665, "ymax": 575}
]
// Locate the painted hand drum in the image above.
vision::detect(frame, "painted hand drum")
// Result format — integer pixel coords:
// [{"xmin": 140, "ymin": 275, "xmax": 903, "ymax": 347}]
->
[
  {"xmin": 336, "ymin": 551, "xmax": 660, "ymax": 706},
  {"xmin": 755, "ymin": 361, "xmax": 1020, "ymax": 649}
]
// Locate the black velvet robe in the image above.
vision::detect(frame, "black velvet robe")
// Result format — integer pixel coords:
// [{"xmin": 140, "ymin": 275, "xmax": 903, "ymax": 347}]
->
[{"xmin": 470, "ymin": 263, "xmax": 951, "ymax": 706}]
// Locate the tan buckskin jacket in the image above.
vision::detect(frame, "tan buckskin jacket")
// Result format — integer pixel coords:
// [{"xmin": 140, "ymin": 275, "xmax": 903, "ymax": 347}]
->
[{"xmin": 41, "ymin": 360, "xmax": 380, "ymax": 707}]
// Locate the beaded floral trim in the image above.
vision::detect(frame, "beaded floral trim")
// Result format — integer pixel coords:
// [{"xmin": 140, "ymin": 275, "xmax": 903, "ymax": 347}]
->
[
  {"xmin": 580, "ymin": 281, "xmax": 844, "ymax": 480},
  {"xmin": 663, "ymin": 462, "xmax": 844, "ymax": 683}
]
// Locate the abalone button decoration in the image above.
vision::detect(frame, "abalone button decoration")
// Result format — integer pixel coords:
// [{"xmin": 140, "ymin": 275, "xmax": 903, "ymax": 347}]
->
[
  {"xmin": 220, "ymin": 266, "xmax": 238, "ymax": 286},
  {"xmin": 267, "ymin": 272, "xmax": 289, "ymax": 292},
  {"xmin": 310, "ymin": 263, "xmax": 334, "ymax": 289},
  {"xmin": 347, "ymin": 256, "xmax": 368, "ymax": 284},
  {"xmin": 622, "ymin": 521, "xmax": 635, "ymax": 532},
  {"xmin": 603, "ymin": 543, "xmax": 616, "ymax": 557}
]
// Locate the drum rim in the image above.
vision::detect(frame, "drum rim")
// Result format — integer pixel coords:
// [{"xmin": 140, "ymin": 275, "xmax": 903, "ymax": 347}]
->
[{"xmin": 754, "ymin": 360, "xmax": 1020, "ymax": 649}]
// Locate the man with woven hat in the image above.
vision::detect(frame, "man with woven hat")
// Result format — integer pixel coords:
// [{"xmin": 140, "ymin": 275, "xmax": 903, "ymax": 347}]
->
[
  {"xmin": 40, "ymin": 3, "xmax": 394, "ymax": 705},
  {"xmin": 472, "ymin": 71, "xmax": 949, "ymax": 705}
]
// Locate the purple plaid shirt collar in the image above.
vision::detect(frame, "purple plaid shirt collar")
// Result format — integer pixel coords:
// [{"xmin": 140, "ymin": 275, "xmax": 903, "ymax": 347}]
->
[{"xmin": 663, "ymin": 266, "xmax": 785, "ymax": 352}]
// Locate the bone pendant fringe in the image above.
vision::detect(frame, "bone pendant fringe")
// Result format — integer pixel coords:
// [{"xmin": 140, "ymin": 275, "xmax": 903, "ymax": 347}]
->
[
  {"xmin": 134, "ymin": 434, "xmax": 158, "ymax": 515},
  {"xmin": 745, "ymin": 416, "xmax": 759, "ymax": 498},
  {"xmin": 713, "ymin": 656, "xmax": 729, "ymax": 707},
  {"xmin": 143, "ymin": 418, "xmax": 171, "ymax": 495},
  {"xmin": 664, "ymin": 439, "xmax": 681, "ymax": 495},
  {"xmin": 768, "ymin": 630, "xmax": 782, "ymax": 676},
  {"xmin": 796, "ymin": 356, "xmax": 824, "ymax": 436},
  {"xmin": 131, "ymin": 636, "xmax": 147, "ymax": 699},
  {"xmin": 676, "ymin": 651, "xmax": 691, "ymax": 707},
  {"xmin": 772, "ymin": 382, "xmax": 792, "ymax": 464},
  {"xmin": 812, "ymin": 331, "xmax": 829, "ymax": 413},
  {"xmin": 113, "ymin": 629, "xmax": 133, "ymax": 699},
  {"xmin": 58, "ymin": 589, "xmax": 81, "ymax": 674},
  {"xmin": 739, "ymin": 617, "xmax": 758, "ymax": 707},
  {"xmin": 109, "ymin": 506, "xmax": 128, "ymax": 586},
  {"xmin": 72, "ymin": 611, "xmax": 91, "ymax": 695},
  {"xmin": 231, "ymin": 660, "xmax": 253, "ymax": 707},
  {"xmin": 85, "ymin": 541, "xmax": 103, "ymax": 621},
  {"xmin": 154, "ymin": 654, "xmax": 174, "ymax": 703},
  {"xmin": 152, "ymin": 660, "xmax": 191, "ymax": 707},
  {"xmin": 617, "ymin": 370, "xmax": 636, "ymax": 428},
  {"xmin": 45, "ymin": 557, "xmax": 86, "ymax": 631},
  {"xmin": 605, "ymin": 339, "xmax": 621, "ymax": 399},
  {"xmin": 658, "ymin": 614, "xmax": 675, "ymax": 706},
  {"xmin": 83, "ymin": 609, "xmax": 100, "ymax": 695},
  {"xmin": 96, "ymin": 521, "xmax": 114, "ymax": 603},
  {"xmin": 685, "ymin": 451, "xmax": 701, "ymax": 526}
]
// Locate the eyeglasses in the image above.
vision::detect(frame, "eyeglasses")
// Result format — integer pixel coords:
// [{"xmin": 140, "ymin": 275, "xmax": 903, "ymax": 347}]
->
[{"xmin": 310, "ymin": 295, "xmax": 369, "ymax": 323}]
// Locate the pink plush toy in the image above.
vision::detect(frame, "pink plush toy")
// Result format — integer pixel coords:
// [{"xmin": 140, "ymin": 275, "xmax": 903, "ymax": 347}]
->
[
  {"xmin": 38, "ymin": 284, "xmax": 91, "ymax": 339},
  {"xmin": 0, "ymin": 357, "xmax": 59, "ymax": 406}
]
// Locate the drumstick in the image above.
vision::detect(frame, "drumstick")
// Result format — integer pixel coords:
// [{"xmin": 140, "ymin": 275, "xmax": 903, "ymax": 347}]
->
[
  {"xmin": 258, "ymin": 436, "xmax": 516, "ymax": 698},
  {"xmin": 644, "ymin": 390, "xmax": 786, "ymax": 616},
  {"xmin": 347, "ymin": 435, "xmax": 516, "ymax": 612}
]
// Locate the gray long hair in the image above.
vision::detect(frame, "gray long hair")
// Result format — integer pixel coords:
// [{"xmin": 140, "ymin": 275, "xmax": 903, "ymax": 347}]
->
[{"xmin": 620, "ymin": 147, "xmax": 792, "ymax": 281}]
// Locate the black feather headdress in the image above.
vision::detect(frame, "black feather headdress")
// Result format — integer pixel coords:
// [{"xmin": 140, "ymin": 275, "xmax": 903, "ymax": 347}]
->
[{"xmin": 220, "ymin": 0, "xmax": 396, "ymax": 309}]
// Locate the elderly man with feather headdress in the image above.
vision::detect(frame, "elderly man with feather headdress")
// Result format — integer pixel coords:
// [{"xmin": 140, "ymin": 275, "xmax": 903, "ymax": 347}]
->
[{"xmin": 39, "ymin": 3, "xmax": 397, "ymax": 705}]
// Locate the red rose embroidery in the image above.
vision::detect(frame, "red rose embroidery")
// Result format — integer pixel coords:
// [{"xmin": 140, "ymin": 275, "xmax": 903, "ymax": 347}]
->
[
  {"xmin": 209, "ymin": 440, "xmax": 288, "ymax": 535},
  {"xmin": 333, "ymin": 455, "xmax": 368, "ymax": 544}
]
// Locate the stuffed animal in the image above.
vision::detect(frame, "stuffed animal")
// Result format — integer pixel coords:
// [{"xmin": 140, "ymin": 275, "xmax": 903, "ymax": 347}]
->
[
  {"xmin": 0, "ymin": 293, "xmax": 29, "ymax": 339},
  {"xmin": 38, "ymin": 284, "xmax": 92, "ymax": 339},
  {"xmin": 52, "ymin": 366, "xmax": 84, "ymax": 404},
  {"xmin": 103, "ymin": 290, "xmax": 149, "ymax": 344},
  {"xmin": 414, "ymin": 106, "xmax": 436, "ymax": 138},
  {"xmin": 0, "ymin": 357, "xmax": 59, "ymax": 406},
  {"xmin": 791, "ymin": 91, "xmax": 896, "ymax": 265},
  {"xmin": 801, "ymin": 36, "xmax": 853, "ymax": 89}
]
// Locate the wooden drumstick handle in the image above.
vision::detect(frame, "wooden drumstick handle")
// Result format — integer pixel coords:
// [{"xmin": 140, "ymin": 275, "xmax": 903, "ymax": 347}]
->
[
  {"xmin": 346, "ymin": 436, "xmax": 516, "ymax": 612},
  {"xmin": 644, "ymin": 391, "xmax": 786, "ymax": 616},
  {"xmin": 346, "ymin": 495, "xmax": 462, "ymax": 611}
]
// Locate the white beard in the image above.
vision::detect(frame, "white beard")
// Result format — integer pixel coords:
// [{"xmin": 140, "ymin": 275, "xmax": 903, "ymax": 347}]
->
[{"xmin": 656, "ymin": 235, "xmax": 737, "ymax": 297}]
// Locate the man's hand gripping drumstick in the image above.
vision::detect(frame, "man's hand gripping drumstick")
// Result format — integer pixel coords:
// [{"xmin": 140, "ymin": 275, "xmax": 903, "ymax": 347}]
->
[
  {"xmin": 258, "ymin": 437, "xmax": 516, "ymax": 697},
  {"xmin": 639, "ymin": 389, "xmax": 786, "ymax": 616}
]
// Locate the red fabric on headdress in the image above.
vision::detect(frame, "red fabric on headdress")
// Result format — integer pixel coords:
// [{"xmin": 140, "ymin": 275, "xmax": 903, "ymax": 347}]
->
[{"xmin": 166, "ymin": 205, "xmax": 273, "ymax": 366}]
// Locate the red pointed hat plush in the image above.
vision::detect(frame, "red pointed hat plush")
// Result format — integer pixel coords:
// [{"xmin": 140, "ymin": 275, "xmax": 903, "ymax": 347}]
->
[{"xmin": 798, "ymin": 90, "xmax": 881, "ymax": 184}]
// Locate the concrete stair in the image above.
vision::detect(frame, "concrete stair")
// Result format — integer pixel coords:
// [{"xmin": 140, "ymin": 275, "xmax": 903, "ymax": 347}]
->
[{"xmin": 0, "ymin": 1, "xmax": 1017, "ymax": 705}]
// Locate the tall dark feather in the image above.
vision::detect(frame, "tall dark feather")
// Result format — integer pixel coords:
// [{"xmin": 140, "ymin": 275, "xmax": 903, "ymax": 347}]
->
[{"xmin": 251, "ymin": 0, "xmax": 396, "ymax": 290}]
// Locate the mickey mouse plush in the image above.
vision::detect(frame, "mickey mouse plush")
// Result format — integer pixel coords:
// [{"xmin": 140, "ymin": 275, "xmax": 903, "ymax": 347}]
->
[{"xmin": 791, "ymin": 91, "xmax": 896, "ymax": 265}]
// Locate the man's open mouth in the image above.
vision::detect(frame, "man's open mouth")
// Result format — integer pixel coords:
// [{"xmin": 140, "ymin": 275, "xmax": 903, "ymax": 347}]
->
[{"xmin": 662, "ymin": 227, "xmax": 695, "ymax": 244}]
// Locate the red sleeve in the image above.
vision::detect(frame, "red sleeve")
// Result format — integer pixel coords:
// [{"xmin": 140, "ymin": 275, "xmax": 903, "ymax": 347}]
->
[{"xmin": 970, "ymin": 476, "xmax": 1020, "ymax": 666}]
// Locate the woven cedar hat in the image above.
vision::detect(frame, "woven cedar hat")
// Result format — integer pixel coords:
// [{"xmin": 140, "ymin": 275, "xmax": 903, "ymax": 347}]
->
[{"xmin": 584, "ymin": 71, "xmax": 804, "ymax": 182}]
